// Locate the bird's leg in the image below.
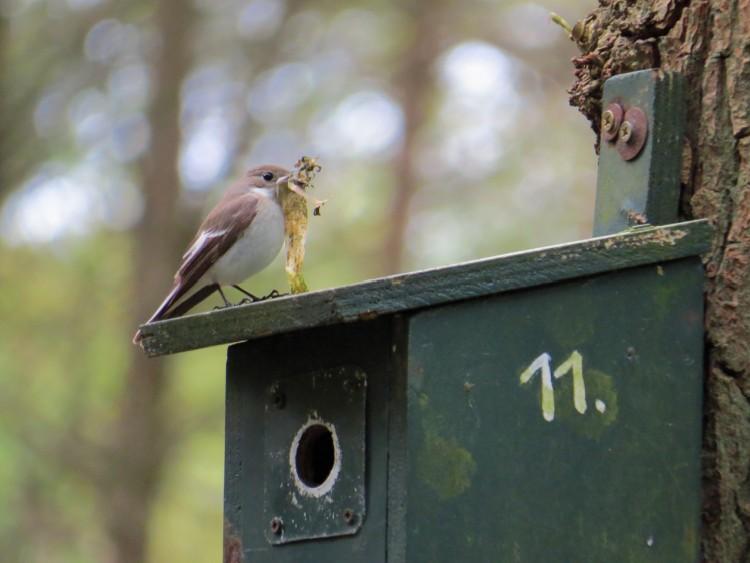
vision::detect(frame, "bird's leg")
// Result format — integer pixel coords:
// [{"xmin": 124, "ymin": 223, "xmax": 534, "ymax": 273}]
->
[
  {"xmin": 232, "ymin": 285, "xmax": 260, "ymax": 303},
  {"xmin": 233, "ymin": 284, "xmax": 262, "ymax": 304},
  {"xmin": 213, "ymin": 286, "xmax": 233, "ymax": 310}
]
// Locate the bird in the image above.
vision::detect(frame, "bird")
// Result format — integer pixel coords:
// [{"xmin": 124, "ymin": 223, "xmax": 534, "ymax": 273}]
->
[{"xmin": 132, "ymin": 165, "xmax": 290, "ymax": 345}]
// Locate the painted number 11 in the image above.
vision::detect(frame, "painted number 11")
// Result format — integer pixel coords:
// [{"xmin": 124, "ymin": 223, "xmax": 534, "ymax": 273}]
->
[{"xmin": 519, "ymin": 351, "xmax": 587, "ymax": 422}]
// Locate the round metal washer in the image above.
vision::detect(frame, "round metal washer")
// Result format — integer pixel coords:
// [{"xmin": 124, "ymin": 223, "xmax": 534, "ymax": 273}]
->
[{"xmin": 616, "ymin": 106, "xmax": 648, "ymax": 161}]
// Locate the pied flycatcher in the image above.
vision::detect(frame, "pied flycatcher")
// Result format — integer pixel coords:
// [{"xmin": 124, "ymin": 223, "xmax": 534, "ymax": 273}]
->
[{"xmin": 133, "ymin": 165, "xmax": 290, "ymax": 344}]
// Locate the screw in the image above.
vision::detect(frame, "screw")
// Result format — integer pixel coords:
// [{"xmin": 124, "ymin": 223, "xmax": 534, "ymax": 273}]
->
[
  {"xmin": 602, "ymin": 110, "xmax": 616, "ymax": 133},
  {"xmin": 620, "ymin": 121, "xmax": 633, "ymax": 143},
  {"xmin": 343, "ymin": 508, "xmax": 355, "ymax": 525},
  {"xmin": 269, "ymin": 384, "xmax": 285, "ymax": 409},
  {"xmin": 270, "ymin": 517, "xmax": 283, "ymax": 535},
  {"xmin": 601, "ymin": 102, "xmax": 623, "ymax": 142},
  {"xmin": 616, "ymin": 106, "xmax": 648, "ymax": 161}
]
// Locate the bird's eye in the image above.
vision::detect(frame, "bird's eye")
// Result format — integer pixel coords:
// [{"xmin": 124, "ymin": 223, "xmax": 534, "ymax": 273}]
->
[{"xmin": 262, "ymin": 172, "xmax": 274, "ymax": 182}]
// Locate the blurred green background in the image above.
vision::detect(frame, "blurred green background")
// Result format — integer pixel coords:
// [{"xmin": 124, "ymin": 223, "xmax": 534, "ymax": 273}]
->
[{"xmin": 0, "ymin": 0, "xmax": 596, "ymax": 560}]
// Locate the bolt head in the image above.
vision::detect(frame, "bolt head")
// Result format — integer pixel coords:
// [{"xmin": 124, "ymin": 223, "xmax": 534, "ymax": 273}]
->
[
  {"xmin": 615, "ymin": 106, "xmax": 648, "ymax": 161},
  {"xmin": 270, "ymin": 517, "xmax": 283, "ymax": 535},
  {"xmin": 601, "ymin": 102, "xmax": 624, "ymax": 142},
  {"xmin": 602, "ymin": 110, "xmax": 616, "ymax": 133},
  {"xmin": 269, "ymin": 384, "xmax": 286, "ymax": 409},
  {"xmin": 619, "ymin": 121, "xmax": 633, "ymax": 143},
  {"xmin": 343, "ymin": 508, "xmax": 355, "ymax": 525}
]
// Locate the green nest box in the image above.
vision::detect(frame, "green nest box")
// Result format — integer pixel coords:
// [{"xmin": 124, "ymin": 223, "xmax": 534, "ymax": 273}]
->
[{"xmin": 139, "ymin": 71, "xmax": 711, "ymax": 562}]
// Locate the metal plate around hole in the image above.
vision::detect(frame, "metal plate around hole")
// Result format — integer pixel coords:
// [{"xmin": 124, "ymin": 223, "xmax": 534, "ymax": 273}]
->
[{"xmin": 263, "ymin": 365, "xmax": 367, "ymax": 545}]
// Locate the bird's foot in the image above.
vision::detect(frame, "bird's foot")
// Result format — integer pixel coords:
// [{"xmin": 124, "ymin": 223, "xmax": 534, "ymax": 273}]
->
[
  {"xmin": 262, "ymin": 289, "xmax": 289, "ymax": 301},
  {"xmin": 233, "ymin": 285, "xmax": 263, "ymax": 304},
  {"xmin": 261, "ymin": 289, "xmax": 288, "ymax": 301},
  {"xmin": 239, "ymin": 289, "xmax": 288, "ymax": 304},
  {"xmin": 234, "ymin": 287, "xmax": 288, "ymax": 305}
]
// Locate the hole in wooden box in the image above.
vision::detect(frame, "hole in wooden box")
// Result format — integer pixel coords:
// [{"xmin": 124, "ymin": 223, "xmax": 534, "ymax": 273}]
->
[{"xmin": 290, "ymin": 420, "xmax": 341, "ymax": 497}]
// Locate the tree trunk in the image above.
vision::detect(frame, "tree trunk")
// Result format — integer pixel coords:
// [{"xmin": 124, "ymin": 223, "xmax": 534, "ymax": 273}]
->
[
  {"xmin": 568, "ymin": 1, "xmax": 750, "ymax": 560},
  {"xmin": 382, "ymin": 1, "xmax": 440, "ymax": 275},
  {"xmin": 106, "ymin": 1, "xmax": 194, "ymax": 561}
]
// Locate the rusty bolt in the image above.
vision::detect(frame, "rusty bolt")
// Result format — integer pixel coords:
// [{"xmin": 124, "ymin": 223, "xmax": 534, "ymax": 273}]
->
[
  {"xmin": 615, "ymin": 106, "xmax": 648, "ymax": 161},
  {"xmin": 601, "ymin": 102, "xmax": 624, "ymax": 142},
  {"xmin": 619, "ymin": 121, "xmax": 633, "ymax": 143},
  {"xmin": 343, "ymin": 508, "xmax": 355, "ymax": 525},
  {"xmin": 270, "ymin": 517, "xmax": 283, "ymax": 535}
]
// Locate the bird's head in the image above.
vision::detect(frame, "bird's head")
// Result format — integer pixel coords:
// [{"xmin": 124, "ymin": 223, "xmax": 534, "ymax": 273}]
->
[{"xmin": 246, "ymin": 165, "xmax": 291, "ymax": 200}]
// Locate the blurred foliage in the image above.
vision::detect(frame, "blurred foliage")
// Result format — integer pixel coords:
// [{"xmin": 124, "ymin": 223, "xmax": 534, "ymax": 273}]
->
[{"xmin": 1, "ymin": 0, "xmax": 596, "ymax": 560}]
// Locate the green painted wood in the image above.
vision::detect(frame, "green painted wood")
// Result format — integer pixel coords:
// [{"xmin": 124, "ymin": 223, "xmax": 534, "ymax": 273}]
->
[
  {"xmin": 404, "ymin": 257, "xmax": 703, "ymax": 562},
  {"xmin": 386, "ymin": 317, "xmax": 409, "ymax": 563},
  {"xmin": 224, "ymin": 318, "xmax": 396, "ymax": 563},
  {"xmin": 594, "ymin": 70, "xmax": 686, "ymax": 236},
  {"xmin": 263, "ymin": 366, "xmax": 367, "ymax": 544},
  {"xmin": 140, "ymin": 220, "xmax": 711, "ymax": 357}
]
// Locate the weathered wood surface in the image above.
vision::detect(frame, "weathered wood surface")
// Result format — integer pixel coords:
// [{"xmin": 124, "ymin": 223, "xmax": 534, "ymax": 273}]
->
[
  {"xmin": 405, "ymin": 257, "xmax": 704, "ymax": 562},
  {"xmin": 139, "ymin": 220, "xmax": 711, "ymax": 357},
  {"xmin": 594, "ymin": 70, "xmax": 685, "ymax": 236}
]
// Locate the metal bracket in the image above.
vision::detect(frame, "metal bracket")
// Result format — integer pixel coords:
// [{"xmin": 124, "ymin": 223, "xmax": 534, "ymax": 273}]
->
[
  {"xmin": 262, "ymin": 365, "xmax": 367, "ymax": 545},
  {"xmin": 593, "ymin": 69, "xmax": 686, "ymax": 236}
]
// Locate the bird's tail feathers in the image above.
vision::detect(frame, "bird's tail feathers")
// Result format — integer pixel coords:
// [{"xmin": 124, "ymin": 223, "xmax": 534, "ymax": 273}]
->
[
  {"xmin": 132, "ymin": 283, "xmax": 219, "ymax": 347},
  {"xmin": 147, "ymin": 283, "xmax": 183, "ymax": 324},
  {"xmin": 165, "ymin": 284, "xmax": 218, "ymax": 319},
  {"xmin": 132, "ymin": 283, "xmax": 183, "ymax": 346}
]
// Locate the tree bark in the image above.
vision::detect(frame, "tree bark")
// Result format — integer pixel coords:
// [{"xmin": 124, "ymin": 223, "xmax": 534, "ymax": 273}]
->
[
  {"xmin": 568, "ymin": 1, "xmax": 750, "ymax": 560},
  {"xmin": 106, "ymin": 1, "xmax": 194, "ymax": 561}
]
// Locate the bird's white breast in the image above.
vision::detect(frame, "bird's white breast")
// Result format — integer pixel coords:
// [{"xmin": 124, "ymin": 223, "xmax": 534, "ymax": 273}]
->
[{"xmin": 211, "ymin": 195, "xmax": 284, "ymax": 285}]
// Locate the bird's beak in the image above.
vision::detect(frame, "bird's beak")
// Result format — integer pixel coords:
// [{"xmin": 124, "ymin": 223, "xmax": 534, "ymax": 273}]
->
[{"xmin": 276, "ymin": 175, "xmax": 290, "ymax": 185}]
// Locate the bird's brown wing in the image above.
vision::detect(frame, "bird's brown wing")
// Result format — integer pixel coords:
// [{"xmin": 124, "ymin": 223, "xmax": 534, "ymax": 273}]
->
[{"xmin": 145, "ymin": 193, "xmax": 260, "ymax": 323}]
